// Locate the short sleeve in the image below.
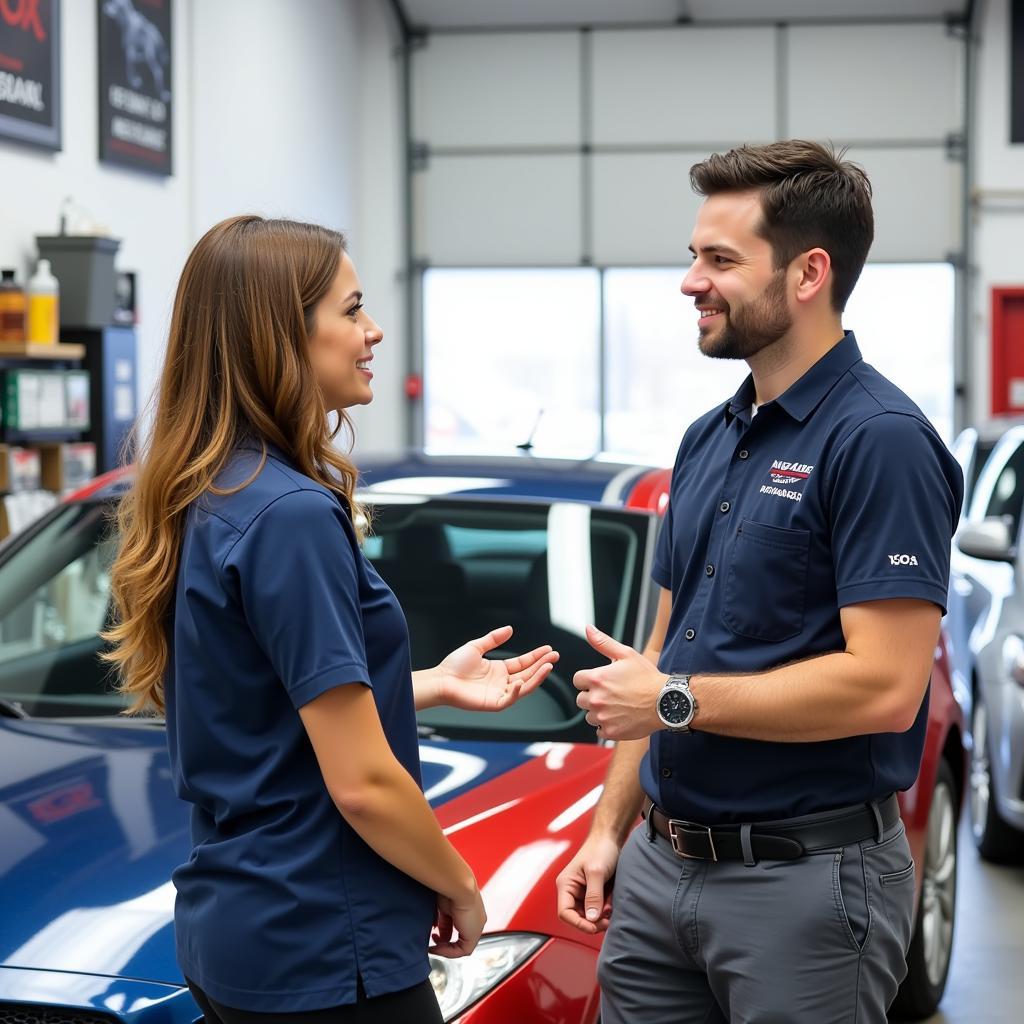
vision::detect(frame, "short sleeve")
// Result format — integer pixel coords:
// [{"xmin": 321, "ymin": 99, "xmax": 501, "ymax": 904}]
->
[
  {"xmin": 226, "ymin": 489, "xmax": 370, "ymax": 709},
  {"xmin": 652, "ymin": 498, "xmax": 674, "ymax": 590},
  {"xmin": 827, "ymin": 413, "xmax": 964, "ymax": 613},
  {"xmin": 652, "ymin": 434, "xmax": 690, "ymax": 590}
]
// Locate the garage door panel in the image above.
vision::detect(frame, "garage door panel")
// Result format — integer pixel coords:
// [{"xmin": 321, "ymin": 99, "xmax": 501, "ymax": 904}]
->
[
  {"xmin": 592, "ymin": 152, "xmax": 710, "ymax": 264},
  {"xmin": 415, "ymin": 155, "xmax": 582, "ymax": 264},
  {"xmin": 591, "ymin": 27, "xmax": 777, "ymax": 146},
  {"xmin": 412, "ymin": 32, "xmax": 581, "ymax": 147},
  {"xmin": 848, "ymin": 147, "xmax": 961, "ymax": 261},
  {"xmin": 788, "ymin": 23, "xmax": 961, "ymax": 141}
]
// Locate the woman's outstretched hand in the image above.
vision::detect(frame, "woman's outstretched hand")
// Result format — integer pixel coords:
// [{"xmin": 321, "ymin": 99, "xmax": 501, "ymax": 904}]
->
[{"xmin": 435, "ymin": 626, "xmax": 559, "ymax": 712}]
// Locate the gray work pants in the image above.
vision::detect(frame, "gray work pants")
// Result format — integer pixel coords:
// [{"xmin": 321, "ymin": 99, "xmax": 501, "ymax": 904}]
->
[{"xmin": 597, "ymin": 815, "xmax": 915, "ymax": 1023}]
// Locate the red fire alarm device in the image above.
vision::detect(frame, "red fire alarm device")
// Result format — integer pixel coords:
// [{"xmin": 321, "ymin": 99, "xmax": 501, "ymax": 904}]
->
[{"xmin": 991, "ymin": 287, "xmax": 1024, "ymax": 415}]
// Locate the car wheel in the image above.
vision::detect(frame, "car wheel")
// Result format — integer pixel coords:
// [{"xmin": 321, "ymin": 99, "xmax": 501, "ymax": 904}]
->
[
  {"xmin": 969, "ymin": 690, "xmax": 1024, "ymax": 864},
  {"xmin": 890, "ymin": 759, "xmax": 958, "ymax": 1021}
]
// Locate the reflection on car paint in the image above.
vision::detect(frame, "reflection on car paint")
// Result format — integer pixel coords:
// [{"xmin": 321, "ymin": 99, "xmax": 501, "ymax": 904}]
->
[{"xmin": 480, "ymin": 838, "xmax": 572, "ymax": 931}]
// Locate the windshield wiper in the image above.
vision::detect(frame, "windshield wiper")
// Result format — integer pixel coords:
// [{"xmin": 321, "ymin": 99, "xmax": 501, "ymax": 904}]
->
[{"xmin": 0, "ymin": 698, "xmax": 28, "ymax": 719}]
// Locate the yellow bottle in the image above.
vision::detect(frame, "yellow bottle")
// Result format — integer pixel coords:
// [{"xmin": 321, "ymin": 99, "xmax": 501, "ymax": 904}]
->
[{"xmin": 27, "ymin": 258, "xmax": 59, "ymax": 345}]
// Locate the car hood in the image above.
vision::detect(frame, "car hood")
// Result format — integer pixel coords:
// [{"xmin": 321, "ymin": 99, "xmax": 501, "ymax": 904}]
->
[{"xmin": 0, "ymin": 718, "xmax": 610, "ymax": 987}]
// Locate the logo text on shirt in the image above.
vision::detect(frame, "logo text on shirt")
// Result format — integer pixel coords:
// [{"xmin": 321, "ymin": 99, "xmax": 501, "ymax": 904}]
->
[
  {"xmin": 888, "ymin": 554, "xmax": 919, "ymax": 566},
  {"xmin": 759, "ymin": 484, "xmax": 802, "ymax": 502},
  {"xmin": 768, "ymin": 459, "xmax": 815, "ymax": 485}
]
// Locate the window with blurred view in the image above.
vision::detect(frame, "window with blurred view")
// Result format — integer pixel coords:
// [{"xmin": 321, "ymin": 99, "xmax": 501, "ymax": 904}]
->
[{"xmin": 423, "ymin": 262, "xmax": 955, "ymax": 464}]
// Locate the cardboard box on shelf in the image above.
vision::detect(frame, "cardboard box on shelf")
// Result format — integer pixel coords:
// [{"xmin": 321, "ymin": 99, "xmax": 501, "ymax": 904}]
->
[
  {"xmin": 2, "ymin": 369, "xmax": 91, "ymax": 431},
  {"xmin": 0, "ymin": 445, "xmax": 42, "ymax": 493},
  {"xmin": 0, "ymin": 490, "xmax": 58, "ymax": 541},
  {"xmin": 37, "ymin": 442, "xmax": 97, "ymax": 495}
]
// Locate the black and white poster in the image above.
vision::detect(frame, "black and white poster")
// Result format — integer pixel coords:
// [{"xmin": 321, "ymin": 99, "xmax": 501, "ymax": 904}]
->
[
  {"xmin": 0, "ymin": 0, "xmax": 61, "ymax": 151},
  {"xmin": 98, "ymin": 0, "xmax": 173, "ymax": 175}
]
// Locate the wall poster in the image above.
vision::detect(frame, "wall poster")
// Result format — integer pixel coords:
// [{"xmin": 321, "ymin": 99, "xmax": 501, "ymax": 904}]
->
[
  {"xmin": 0, "ymin": 0, "xmax": 61, "ymax": 150},
  {"xmin": 98, "ymin": 0, "xmax": 173, "ymax": 175}
]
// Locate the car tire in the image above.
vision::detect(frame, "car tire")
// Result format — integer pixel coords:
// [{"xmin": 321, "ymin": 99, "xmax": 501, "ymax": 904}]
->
[
  {"xmin": 969, "ymin": 690, "xmax": 1024, "ymax": 864},
  {"xmin": 890, "ymin": 759, "xmax": 958, "ymax": 1021}
]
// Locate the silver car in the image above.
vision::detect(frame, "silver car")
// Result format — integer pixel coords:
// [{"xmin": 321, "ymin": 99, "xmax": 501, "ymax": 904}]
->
[{"xmin": 950, "ymin": 424, "xmax": 1024, "ymax": 861}]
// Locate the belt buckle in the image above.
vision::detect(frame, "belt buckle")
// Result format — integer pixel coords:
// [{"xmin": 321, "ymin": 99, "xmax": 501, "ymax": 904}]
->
[{"xmin": 668, "ymin": 819, "xmax": 718, "ymax": 861}]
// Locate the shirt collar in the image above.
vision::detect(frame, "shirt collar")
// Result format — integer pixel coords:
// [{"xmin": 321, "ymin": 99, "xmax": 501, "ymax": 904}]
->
[
  {"xmin": 724, "ymin": 331, "xmax": 863, "ymax": 426},
  {"xmin": 237, "ymin": 436, "xmax": 292, "ymax": 464}
]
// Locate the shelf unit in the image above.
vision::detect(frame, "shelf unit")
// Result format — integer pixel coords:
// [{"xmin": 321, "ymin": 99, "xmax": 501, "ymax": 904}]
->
[{"xmin": 0, "ymin": 342, "xmax": 86, "ymax": 360}]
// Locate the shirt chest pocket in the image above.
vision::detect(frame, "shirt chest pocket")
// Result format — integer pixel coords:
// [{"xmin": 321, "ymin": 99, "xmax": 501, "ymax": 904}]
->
[{"xmin": 722, "ymin": 519, "xmax": 811, "ymax": 642}]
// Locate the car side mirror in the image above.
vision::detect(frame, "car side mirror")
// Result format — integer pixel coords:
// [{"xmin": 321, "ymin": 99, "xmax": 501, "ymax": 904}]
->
[{"xmin": 956, "ymin": 517, "xmax": 1016, "ymax": 562}]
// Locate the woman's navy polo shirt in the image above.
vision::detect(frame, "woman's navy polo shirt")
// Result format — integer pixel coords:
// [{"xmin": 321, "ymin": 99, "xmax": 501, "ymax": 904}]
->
[
  {"xmin": 645, "ymin": 333, "xmax": 964, "ymax": 824},
  {"xmin": 164, "ymin": 444, "xmax": 433, "ymax": 1012}
]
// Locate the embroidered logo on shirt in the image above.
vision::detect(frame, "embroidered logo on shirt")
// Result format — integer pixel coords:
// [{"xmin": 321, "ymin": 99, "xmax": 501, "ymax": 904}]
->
[
  {"xmin": 759, "ymin": 459, "xmax": 815, "ymax": 502},
  {"xmin": 767, "ymin": 460, "xmax": 815, "ymax": 485},
  {"xmin": 888, "ymin": 554, "xmax": 919, "ymax": 566}
]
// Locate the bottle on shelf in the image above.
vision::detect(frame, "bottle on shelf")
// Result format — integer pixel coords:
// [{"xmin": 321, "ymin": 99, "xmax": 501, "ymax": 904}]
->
[
  {"xmin": 27, "ymin": 259, "xmax": 60, "ymax": 345},
  {"xmin": 0, "ymin": 269, "xmax": 26, "ymax": 343}
]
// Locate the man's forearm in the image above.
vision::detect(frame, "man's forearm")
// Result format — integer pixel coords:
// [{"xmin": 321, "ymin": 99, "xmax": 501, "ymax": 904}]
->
[
  {"xmin": 589, "ymin": 640, "xmax": 663, "ymax": 843},
  {"xmin": 692, "ymin": 648, "xmax": 929, "ymax": 743},
  {"xmin": 589, "ymin": 738, "xmax": 648, "ymax": 844}
]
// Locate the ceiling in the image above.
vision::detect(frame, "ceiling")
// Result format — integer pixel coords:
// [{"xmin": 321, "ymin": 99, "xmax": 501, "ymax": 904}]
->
[{"xmin": 397, "ymin": 0, "xmax": 971, "ymax": 30}]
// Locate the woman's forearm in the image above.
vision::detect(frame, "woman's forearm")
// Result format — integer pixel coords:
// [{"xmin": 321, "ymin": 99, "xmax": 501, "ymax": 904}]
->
[
  {"xmin": 333, "ymin": 760, "xmax": 475, "ymax": 900},
  {"xmin": 411, "ymin": 667, "xmax": 442, "ymax": 710}
]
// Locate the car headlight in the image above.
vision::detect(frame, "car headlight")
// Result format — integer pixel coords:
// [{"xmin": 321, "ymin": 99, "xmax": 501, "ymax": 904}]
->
[{"xmin": 428, "ymin": 933, "xmax": 545, "ymax": 1021}]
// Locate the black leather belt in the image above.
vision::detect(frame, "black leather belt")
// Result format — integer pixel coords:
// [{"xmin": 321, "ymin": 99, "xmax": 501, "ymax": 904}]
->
[{"xmin": 643, "ymin": 793, "xmax": 901, "ymax": 862}]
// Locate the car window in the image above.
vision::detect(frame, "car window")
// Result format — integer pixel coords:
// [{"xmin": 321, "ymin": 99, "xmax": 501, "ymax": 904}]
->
[
  {"xmin": 364, "ymin": 498, "xmax": 651, "ymax": 743},
  {"xmin": 0, "ymin": 502, "xmax": 122, "ymax": 717},
  {"xmin": 0, "ymin": 495, "xmax": 653, "ymax": 740},
  {"xmin": 969, "ymin": 440, "xmax": 997, "ymax": 507},
  {"xmin": 980, "ymin": 439, "xmax": 1024, "ymax": 537}
]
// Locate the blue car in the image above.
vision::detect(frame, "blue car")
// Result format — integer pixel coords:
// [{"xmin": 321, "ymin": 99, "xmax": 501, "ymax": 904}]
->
[{"xmin": 0, "ymin": 454, "xmax": 669, "ymax": 1023}]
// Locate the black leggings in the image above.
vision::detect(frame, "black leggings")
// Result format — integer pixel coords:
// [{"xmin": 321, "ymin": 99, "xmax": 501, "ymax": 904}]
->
[{"xmin": 186, "ymin": 977, "xmax": 443, "ymax": 1024}]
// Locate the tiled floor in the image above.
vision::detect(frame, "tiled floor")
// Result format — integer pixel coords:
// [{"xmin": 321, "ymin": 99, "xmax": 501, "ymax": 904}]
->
[{"xmin": 922, "ymin": 821, "xmax": 1024, "ymax": 1023}]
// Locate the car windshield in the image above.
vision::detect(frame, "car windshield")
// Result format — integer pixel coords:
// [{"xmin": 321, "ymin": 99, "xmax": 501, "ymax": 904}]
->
[{"xmin": 0, "ymin": 496, "xmax": 653, "ymax": 743}]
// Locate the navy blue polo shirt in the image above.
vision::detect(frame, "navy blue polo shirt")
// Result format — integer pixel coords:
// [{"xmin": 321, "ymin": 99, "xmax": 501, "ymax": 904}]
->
[
  {"xmin": 165, "ymin": 444, "xmax": 433, "ymax": 1012},
  {"xmin": 643, "ymin": 332, "xmax": 963, "ymax": 824}
]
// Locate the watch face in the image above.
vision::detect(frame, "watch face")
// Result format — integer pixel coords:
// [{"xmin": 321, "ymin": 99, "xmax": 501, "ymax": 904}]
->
[{"xmin": 659, "ymin": 687, "xmax": 693, "ymax": 726}]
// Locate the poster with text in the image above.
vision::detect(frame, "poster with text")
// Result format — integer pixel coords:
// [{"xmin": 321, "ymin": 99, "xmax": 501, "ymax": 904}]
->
[
  {"xmin": 98, "ymin": 0, "xmax": 172, "ymax": 175},
  {"xmin": 0, "ymin": 0, "xmax": 61, "ymax": 151}
]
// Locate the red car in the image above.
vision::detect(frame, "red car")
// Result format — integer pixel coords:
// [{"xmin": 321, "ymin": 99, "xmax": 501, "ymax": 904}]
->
[
  {"xmin": 359, "ymin": 454, "xmax": 967, "ymax": 1022},
  {"xmin": 0, "ymin": 455, "xmax": 964, "ymax": 1023}
]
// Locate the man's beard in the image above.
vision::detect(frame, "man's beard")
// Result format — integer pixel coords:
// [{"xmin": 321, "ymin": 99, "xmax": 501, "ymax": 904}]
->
[{"xmin": 698, "ymin": 271, "xmax": 792, "ymax": 360}]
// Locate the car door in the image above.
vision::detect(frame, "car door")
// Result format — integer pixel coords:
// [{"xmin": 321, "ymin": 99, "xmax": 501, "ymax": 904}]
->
[{"xmin": 949, "ymin": 428, "xmax": 1024, "ymax": 728}]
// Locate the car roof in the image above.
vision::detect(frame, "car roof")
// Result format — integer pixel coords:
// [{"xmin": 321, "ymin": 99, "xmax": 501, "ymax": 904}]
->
[
  {"xmin": 356, "ymin": 451, "xmax": 661, "ymax": 505},
  {"xmin": 63, "ymin": 451, "xmax": 671, "ymax": 510}
]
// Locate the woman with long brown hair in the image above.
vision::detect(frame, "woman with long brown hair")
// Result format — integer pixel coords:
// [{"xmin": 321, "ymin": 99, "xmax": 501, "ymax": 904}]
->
[{"xmin": 104, "ymin": 215, "xmax": 558, "ymax": 1023}]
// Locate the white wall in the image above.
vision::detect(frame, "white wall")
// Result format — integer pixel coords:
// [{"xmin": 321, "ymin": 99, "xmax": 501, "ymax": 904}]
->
[
  {"xmin": 346, "ymin": 0, "xmax": 406, "ymax": 455},
  {"xmin": 190, "ymin": 0, "xmax": 358, "ymax": 233},
  {"xmin": 0, "ymin": 0, "xmax": 406, "ymax": 451},
  {"xmin": 0, "ymin": 0, "xmax": 193, "ymax": 422},
  {"xmin": 971, "ymin": 0, "xmax": 1024, "ymax": 423}
]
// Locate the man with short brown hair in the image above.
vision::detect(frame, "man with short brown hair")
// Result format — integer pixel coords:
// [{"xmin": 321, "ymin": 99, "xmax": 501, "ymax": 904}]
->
[{"xmin": 556, "ymin": 141, "xmax": 963, "ymax": 1022}]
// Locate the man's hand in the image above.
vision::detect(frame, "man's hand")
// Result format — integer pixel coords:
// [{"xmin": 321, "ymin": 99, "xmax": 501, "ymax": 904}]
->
[
  {"xmin": 555, "ymin": 832, "xmax": 621, "ymax": 935},
  {"xmin": 573, "ymin": 625, "xmax": 665, "ymax": 740}
]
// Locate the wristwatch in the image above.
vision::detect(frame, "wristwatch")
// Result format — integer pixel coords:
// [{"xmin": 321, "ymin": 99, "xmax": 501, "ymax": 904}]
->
[{"xmin": 656, "ymin": 675, "xmax": 698, "ymax": 733}]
